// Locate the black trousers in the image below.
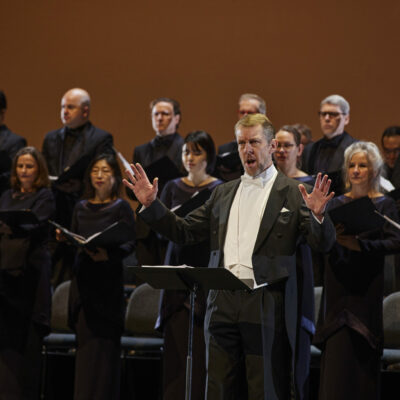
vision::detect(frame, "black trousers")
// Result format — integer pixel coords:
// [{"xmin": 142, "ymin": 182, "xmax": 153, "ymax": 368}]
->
[{"xmin": 204, "ymin": 284, "xmax": 292, "ymax": 400}]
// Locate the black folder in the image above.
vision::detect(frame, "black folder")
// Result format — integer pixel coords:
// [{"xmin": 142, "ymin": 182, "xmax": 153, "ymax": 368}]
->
[
  {"xmin": 49, "ymin": 220, "xmax": 135, "ymax": 249},
  {"xmin": 172, "ymin": 189, "xmax": 211, "ymax": 217},
  {"xmin": 0, "ymin": 209, "xmax": 39, "ymax": 227},
  {"xmin": 328, "ymin": 196, "xmax": 384, "ymax": 234}
]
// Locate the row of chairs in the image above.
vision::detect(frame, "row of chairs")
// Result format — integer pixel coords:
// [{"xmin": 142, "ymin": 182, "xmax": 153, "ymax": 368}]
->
[
  {"xmin": 43, "ymin": 281, "xmax": 164, "ymax": 357},
  {"xmin": 313, "ymin": 287, "xmax": 400, "ymax": 369},
  {"xmin": 46, "ymin": 283, "xmax": 400, "ymax": 367}
]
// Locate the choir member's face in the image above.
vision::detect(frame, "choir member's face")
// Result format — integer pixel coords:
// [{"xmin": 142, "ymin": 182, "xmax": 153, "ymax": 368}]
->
[
  {"xmin": 182, "ymin": 142, "xmax": 208, "ymax": 175},
  {"xmin": 236, "ymin": 124, "xmax": 276, "ymax": 177},
  {"xmin": 319, "ymin": 103, "xmax": 349, "ymax": 139},
  {"xmin": 238, "ymin": 99, "xmax": 261, "ymax": 119},
  {"xmin": 61, "ymin": 92, "xmax": 89, "ymax": 129},
  {"xmin": 16, "ymin": 154, "xmax": 38, "ymax": 192},
  {"xmin": 382, "ymin": 135, "xmax": 400, "ymax": 169},
  {"xmin": 151, "ymin": 102, "xmax": 180, "ymax": 136},
  {"xmin": 90, "ymin": 160, "xmax": 115, "ymax": 195},
  {"xmin": 274, "ymin": 130, "xmax": 303, "ymax": 170},
  {"xmin": 348, "ymin": 152, "xmax": 371, "ymax": 188}
]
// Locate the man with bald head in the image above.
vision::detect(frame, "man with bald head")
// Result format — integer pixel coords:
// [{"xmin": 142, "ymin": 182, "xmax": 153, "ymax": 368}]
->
[
  {"xmin": 43, "ymin": 88, "xmax": 113, "ymax": 187},
  {"xmin": 42, "ymin": 88, "xmax": 113, "ymax": 284}
]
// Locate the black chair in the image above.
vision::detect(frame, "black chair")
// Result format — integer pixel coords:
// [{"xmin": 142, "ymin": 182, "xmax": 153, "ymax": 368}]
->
[
  {"xmin": 121, "ymin": 282, "xmax": 164, "ymax": 356},
  {"xmin": 382, "ymin": 291, "xmax": 400, "ymax": 369}
]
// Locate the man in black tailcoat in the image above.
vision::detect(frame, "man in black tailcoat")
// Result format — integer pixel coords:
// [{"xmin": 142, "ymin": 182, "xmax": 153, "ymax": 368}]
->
[{"xmin": 124, "ymin": 113, "xmax": 336, "ymax": 399}]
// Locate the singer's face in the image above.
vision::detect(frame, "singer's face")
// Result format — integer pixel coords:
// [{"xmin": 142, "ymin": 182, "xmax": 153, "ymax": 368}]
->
[{"xmin": 236, "ymin": 124, "xmax": 276, "ymax": 177}]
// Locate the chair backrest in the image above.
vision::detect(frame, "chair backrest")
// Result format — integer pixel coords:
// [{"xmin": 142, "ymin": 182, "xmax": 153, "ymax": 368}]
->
[
  {"xmin": 51, "ymin": 280, "xmax": 72, "ymax": 332},
  {"xmin": 383, "ymin": 291, "xmax": 400, "ymax": 348},
  {"xmin": 125, "ymin": 283, "xmax": 162, "ymax": 337},
  {"xmin": 314, "ymin": 286, "xmax": 323, "ymax": 325}
]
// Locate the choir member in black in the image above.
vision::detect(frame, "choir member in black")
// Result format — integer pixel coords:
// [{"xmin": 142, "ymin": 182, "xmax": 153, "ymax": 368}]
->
[
  {"xmin": 305, "ymin": 95, "xmax": 357, "ymax": 194},
  {"xmin": 42, "ymin": 88, "xmax": 114, "ymax": 287},
  {"xmin": 158, "ymin": 131, "xmax": 222, "ymax": 400},
  {"xmin": 0, "ymin": 146, "xmax": 55, "ymax": 399},
  {"xmin": 274, "ymin": 125, "xmax": 316, "ymax": 398},
  {"xmin": 380, "ymin": 126, "xmax": 400, "ymax": 186},
  {"xmin": 0, "ymin": 90, "xmax": 27, "ymax": 196},
  {"xmin": 60, "ymin": 154, "xmax": 135, "ymax": 400},
  {"xmin": 314, "ymin": 141, "xmax": 400, "ymax": 400},
  {"xmin": 132, "ymin": 97, "xmax": 184, "ymax": 267},
  {"xmin": 274, "ymin": 125, "xmax": 315, "ymax": 186}
]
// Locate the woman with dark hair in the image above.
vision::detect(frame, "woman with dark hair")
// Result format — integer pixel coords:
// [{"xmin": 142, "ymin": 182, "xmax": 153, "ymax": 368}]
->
[
  {"xmin": 0, "ymin": 146, "xmax": 55, "ymax": 399},
  {"xmin": 62, "ymin": 153, "xmax": 135, "ymax": 399},
  {"xmin": 315, "ymin": 141, "xmax": 400, "ymax": 400},
  {"xmin": 158, "ymin": 130, "xmax": 222, "ymax": 400},
  {"xmin": 274, "ymin": 125, "xmax": 314, "ymax": 186}
]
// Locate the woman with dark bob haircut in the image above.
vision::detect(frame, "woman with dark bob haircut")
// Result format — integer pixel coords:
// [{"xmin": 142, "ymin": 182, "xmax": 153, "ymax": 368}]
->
[
  {"xmin": 0, "ymin": 146, "xmax": 55, "ymax": 399},
  {"xmin": 158, "ymin": 130, "xmax": 222, "ymax": 400},
  {"xmin": 59, "ymin": 153, "xmax": 135, "ymax": 400}
]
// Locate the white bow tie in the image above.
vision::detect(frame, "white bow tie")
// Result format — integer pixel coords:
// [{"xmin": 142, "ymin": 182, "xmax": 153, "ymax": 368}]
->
[{"xmin": 241, "ymin": 175, "xmax": 264, "ymax": 188}]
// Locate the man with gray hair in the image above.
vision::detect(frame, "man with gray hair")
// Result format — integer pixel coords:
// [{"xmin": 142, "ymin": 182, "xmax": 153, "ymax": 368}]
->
[{"xmin": 305, "ymin": 94, "xmax": 357, "ymax": 188}]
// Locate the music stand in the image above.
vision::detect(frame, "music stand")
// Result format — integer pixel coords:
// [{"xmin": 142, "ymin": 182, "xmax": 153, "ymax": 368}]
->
[{"xmin": 128, "ymin": 266, "xmax": 250, "ymax": 400}]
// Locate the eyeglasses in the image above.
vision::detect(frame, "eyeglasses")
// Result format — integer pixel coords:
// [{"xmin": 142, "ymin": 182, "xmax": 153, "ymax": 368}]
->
[
  {"xmin": 318, "ymin": 111, "xmax": 345, "ymax": 119},
  {"xmin": 276, "ymin": 143, "xmax": 295, "ymax": 150}
]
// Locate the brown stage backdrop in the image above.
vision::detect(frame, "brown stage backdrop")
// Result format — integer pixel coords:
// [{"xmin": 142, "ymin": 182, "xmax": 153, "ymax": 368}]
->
[{"xmin": 1, "ymin": 0, "xmax": 400, "ymax": 162}]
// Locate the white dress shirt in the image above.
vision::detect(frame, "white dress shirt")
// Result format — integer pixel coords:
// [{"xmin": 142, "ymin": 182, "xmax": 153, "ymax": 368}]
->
[{"xmin": 224, "ymin": 164, "xmax": 278, "ymax": 289}]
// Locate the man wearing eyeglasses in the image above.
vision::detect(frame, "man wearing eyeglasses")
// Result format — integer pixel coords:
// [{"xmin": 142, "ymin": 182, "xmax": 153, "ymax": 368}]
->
[
  {"xmin": 304, "ymin": 95, "xmax": 357, "ymax": 192},
  {"xmin": 217, "ymin": 93, "xmax": 267, "ymax": 181}
]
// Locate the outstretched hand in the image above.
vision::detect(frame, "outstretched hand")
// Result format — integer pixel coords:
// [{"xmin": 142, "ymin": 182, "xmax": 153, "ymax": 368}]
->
[
  {"xmin": 298, "ymin": 173, "xmax": 335, "ymax": 221},
  {"xmin": 122, "ymin": 163, "xmax": 158, "ymax": 207}
]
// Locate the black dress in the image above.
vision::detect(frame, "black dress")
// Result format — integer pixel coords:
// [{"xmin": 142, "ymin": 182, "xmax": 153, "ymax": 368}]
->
[
  {"xmin": 68, "ymin": 198, "xmax": 135, "ymax": 400},
  {"xmin": 159, "ymin": 177, "xmax": 222, "ymax": 400},
  {"xmin": 0, "ymin": 187, "xmax": 55, "ymax": 399},
  {"xmin": 314, "ymin": 195, "xmax": 400, "ymax": 400}
]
